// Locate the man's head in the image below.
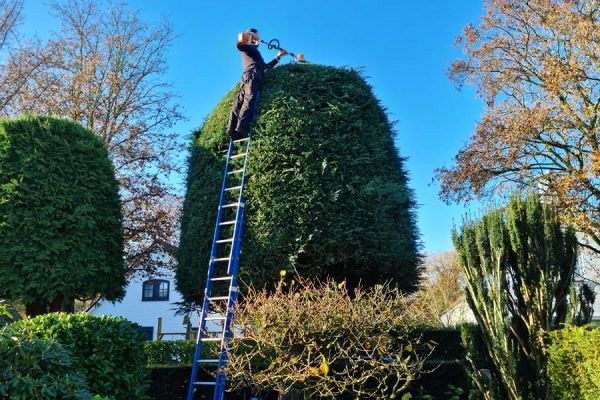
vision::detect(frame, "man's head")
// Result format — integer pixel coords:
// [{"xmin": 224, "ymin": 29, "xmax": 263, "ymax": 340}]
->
[{"xmin": 246, "ymin": 28, "xmax": 260, "ymax": 45}]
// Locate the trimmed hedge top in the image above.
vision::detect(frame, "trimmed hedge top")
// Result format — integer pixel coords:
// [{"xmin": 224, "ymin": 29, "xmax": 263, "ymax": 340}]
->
[{"xmin": 177, "ymin": 64, "xmax": 420, "ymax": 303}]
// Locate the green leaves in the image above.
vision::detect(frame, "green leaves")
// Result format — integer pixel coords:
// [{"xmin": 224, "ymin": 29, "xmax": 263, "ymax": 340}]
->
[
  {"xmin": 0, "ymin": 330, "xmax": 91, "ymax": 400},
  {"xmin": 547, "ymin": 326, "xmax": 600, "ymax": 400},
  {"xmin": 0, "ymin": 115, "xmax": 125, "ymax": 311},
  {"xmin": 3, "ymin": 313, "xmax": 148, "ymax": 400},
  {"xmin": 455, "ymin": 193, "xmax": 579, "ymax": 400},
  {"xmin": 177, "ymin": 64, "xmax": 420, "ymax": 303},
  {"xmin": 144, "ymin": 339, "xmax": 218, "ymax": 366}
]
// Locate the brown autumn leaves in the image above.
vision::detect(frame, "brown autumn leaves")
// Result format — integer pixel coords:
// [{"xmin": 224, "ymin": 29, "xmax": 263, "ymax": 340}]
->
[
  {"xmin": 436, "ymin": 0, "xmax": 600, "ymax": 249},
  {"xmin": 0, "ymin": 0, "xmax": 183, "ymax": 275}
]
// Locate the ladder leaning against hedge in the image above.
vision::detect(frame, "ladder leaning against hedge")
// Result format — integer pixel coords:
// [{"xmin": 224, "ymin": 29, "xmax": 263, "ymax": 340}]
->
[{"xmin": 185, "ymin": 134, "xmax": 252, "ymax": 400}]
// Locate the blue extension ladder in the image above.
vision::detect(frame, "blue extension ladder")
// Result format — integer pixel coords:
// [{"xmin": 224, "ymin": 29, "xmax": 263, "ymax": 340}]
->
[{"xmin": 185, "ymin": 134, "xmax": 252, "ymax": 400}]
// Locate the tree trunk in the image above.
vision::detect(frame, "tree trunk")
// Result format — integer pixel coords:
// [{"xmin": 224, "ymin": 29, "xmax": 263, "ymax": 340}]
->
[{"xmin": 49, "ymin": 295, "xmax": 64, "ymax": 313}]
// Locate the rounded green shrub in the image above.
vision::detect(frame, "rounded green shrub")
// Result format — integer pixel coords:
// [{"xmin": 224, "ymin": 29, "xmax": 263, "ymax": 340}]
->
[
  {"xmin": 0, "ymin": 115, "xmax": 125, "ymax": 315},
  {"xmin": 0, "ymin": 331, "xmax": 91, "ymax": 399},
  {"xmin": 4, "ymin": 313, "xmax": 148, "ymax": 400},
  {"xmin": 177, "ymin": 64, "xmax": 421, "ymax": 303}
]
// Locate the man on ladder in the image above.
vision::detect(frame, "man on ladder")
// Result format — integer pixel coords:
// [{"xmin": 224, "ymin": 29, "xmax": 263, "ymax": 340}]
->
[{"xmin": 227, "ymin": 28, "xmax": 287, "ymax": 140}]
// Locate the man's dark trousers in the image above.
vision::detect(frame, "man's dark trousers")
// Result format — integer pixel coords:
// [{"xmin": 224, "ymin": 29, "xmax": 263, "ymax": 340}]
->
[{"xmin": 228, "ymin": 70, "xmax": 261, "ymax": 137}]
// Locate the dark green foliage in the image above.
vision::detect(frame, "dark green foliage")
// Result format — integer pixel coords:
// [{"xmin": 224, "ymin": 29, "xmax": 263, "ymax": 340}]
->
[
  {"xmin": 4, "ymin": 313, "xmax": 148, "ymax": 400},
  {"xmin": 0, "ymin": 115, "xmax": 124, "ymax": 315},
  {"xmin": 417, "ymin": 327, "xmax": 465, "ymax": 361},
  {"xmin": 146, "ymin": 365, "xmax": 251, "ymax": 400},
  {"xmin": 453, "ymin": 194, "xmax": 579, "ymax": 400},
  {"xmin": 177, "ymin": 64, "xmax": 420, "ymax": 303},
  {"xmin": 0, "ymin": 331, "xmax": 91, "ymax": 400},
  {"xmin": 144, "ymin": 339, "xmax": 219, "ymax": 366},
  {"xmin": 575, "ymin": 283, "xmax": 596, "ymax": 325},
  {"xmin": 546, "ymin": 326, "xmax": 600, "ymax": 400},
  {"xmin": 0, "ymin": 299, "xmax": 21, "ymax": 328}
]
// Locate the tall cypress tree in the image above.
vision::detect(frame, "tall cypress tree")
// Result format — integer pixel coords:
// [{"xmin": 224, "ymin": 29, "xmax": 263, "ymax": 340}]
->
[
  {"xmin": 177, "ymin": 64, "xmax": 420, "ymax": 304},
  {"xmin": 453, "ymin": 194, "xmax": 581, "ymax": 400},
  {"xmin": 0, "ymin": 115, "xmax": 125, "ymax": 316}
]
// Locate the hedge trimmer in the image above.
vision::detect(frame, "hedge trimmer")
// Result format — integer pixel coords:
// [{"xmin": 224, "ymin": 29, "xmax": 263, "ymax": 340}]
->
[{"xmin": 261, "ymin": 38, "xmax": 306, "ymax": 62}]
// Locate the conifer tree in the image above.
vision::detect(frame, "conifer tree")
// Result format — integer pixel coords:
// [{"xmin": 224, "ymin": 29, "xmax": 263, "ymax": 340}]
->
[
  {"xmin": 177, "ymin": 64, "xmax": 420, "ymax": 304},
  {"xmin": 453, "ymin": 194, "xmax": 582, "ymax": 400},
  {"xmin": 0, "ymin": 115, "xmax": 124, "ymax": 316}
]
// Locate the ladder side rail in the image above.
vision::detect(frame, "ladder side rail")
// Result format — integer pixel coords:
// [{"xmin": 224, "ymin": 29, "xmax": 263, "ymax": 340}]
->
[
  {"xmin": 213, "ymin": 205, "xmax": 244, "ymax": 400},
  {"xmin": 213, "ymin": 140, "xmax": 250, "ymax": 399},
  {"xmin": 227, "ymin": 136, "xmax": 251, "ymax": 274},
  {"xmin": 201, "ymin": 138, "xmax": 236, "ymax": 332},
  {"xmin": 186, "ymin": 139, "xmax": 236, "ymax": 400},
  {"xmin": 214, "ymin": 138, "xmax": 251, "ymax": 400}
]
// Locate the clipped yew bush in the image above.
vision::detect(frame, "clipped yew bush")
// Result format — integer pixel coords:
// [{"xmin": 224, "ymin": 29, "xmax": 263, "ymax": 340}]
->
[
  {"xmin": 0, "ymin": 115, "xmax": 125, "ymax": 316},
  {"xmin": 177, "ymin": 64, "xmax": 420, "ymax": 303},
  {"xmin": 3, "ymin": 313, "xmax": 147, "ymax": 400}
]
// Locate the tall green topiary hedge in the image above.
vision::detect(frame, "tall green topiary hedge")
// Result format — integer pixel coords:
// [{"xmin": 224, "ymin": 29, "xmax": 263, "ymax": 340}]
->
[
  {"xmin": 177, "ymin": 64, "xmax": 420, "ymax": 304},
  {"xmin": 0, "ymin": 115, "xmax": 125, "ymax": 315}
]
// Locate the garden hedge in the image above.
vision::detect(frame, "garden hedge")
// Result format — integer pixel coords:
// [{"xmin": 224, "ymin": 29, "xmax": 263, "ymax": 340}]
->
[
  {"xmin": 177, "ymin": 63, "xmax": 420, "ymax": 304},
  {"xmin": 4, "ymin": 313, "xmax": 147, "ymax": 400}
]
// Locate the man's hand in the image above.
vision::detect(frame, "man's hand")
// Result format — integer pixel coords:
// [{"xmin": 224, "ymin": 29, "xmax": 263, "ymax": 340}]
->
[{"xmin": 277, "ymin": 49, "xmax": 288, "ymax": 58}]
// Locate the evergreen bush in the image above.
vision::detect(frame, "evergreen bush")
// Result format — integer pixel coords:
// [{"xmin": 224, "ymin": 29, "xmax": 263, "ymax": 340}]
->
[
  {"xmin": 4, "ymin": 313, "xmax": 147, "ymax": 400},
  {"xmin": 0, "ymin": 115, "xmax": 124, "ymax": 316},
  {"xmin": 144, "ymin": 339, "xmax": 214, "ymax": 366},
  {"xmin": 547, "ymin": 326, "xmax": 600, "ymax": 400},
  {"xmin": 0, "ymin": 331, "xmax": 91, "ymax": 399},
  {"xmin": 177, "ymin": 64, "xmax": 420, "ymax": 304},
  {"xmin": 453, "ymin": 194, "xmax": 580, "ymax": 400}
]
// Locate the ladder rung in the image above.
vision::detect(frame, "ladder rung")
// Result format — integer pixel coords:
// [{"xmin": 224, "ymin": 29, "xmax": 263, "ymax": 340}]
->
[
  {"xmin": 204, "ymin": 315, "xmax": 227, "ymax": 320},
  {"xmin": 194, "ymin": 381, "xmax": 217, "ymax": 386},
  {"xmin": 201, "ymin": 337, "xmax": 223, "ymax": 342},
  {"xmin": 231, "ymin": 153, "xmax": 248, "ymax": 159},
  {"xmin": 233, "ymin": 138, "xmax": 250, "ymax": 143},
  {"xmin": 219, "ymin": 220, "xmax": 236, "ymax": 226},
  {"xmin": 225, "ymin": 185, "xmax": 242, "ymax": 191},
  {"xmin": 212, "ymin": 257, "xmax": 230, "ymax": 262},
  {"xmin": 216, "ymin": 238, "xmax": 233, "ymax": 244},
  {"xmin": 227, "ymin": 169, "xmax": 244, "ymax": 175},
  {"xmin": 197, "ymin": 359, "xmax": 220, "ymax": 363},
  {"xmin": 207, "ymin": 296, "xmax": 229, "ymax": 301},
  {"xmin": 221, "ymin": 203, "xmax": 239, "ymax": 208},
  {"xmin": 211, "ymin": 276, "xmax": 232, "ymax": 282}
]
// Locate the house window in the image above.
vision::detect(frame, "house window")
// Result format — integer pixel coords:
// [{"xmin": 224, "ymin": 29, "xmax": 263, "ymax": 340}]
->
[{"xmin": 142, "ymin": 279, "xmax": 170, "ymax": 301}]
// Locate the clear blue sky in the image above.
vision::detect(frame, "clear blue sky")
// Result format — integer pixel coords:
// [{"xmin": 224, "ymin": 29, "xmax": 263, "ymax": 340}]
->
[{"xmin": 22, "ymin": 0, "xmax": 486, "ymax": 255}]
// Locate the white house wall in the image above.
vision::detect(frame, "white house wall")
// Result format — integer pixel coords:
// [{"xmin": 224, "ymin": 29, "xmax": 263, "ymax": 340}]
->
[{"xmin": 88, "ymin": 267, "xmax": 218, "ymax": 340}]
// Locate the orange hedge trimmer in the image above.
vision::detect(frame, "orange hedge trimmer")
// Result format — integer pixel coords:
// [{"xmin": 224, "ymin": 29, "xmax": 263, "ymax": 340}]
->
[{"xmin": 261, "ymin": 38, "xmax": 306, "ymax": 62}]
